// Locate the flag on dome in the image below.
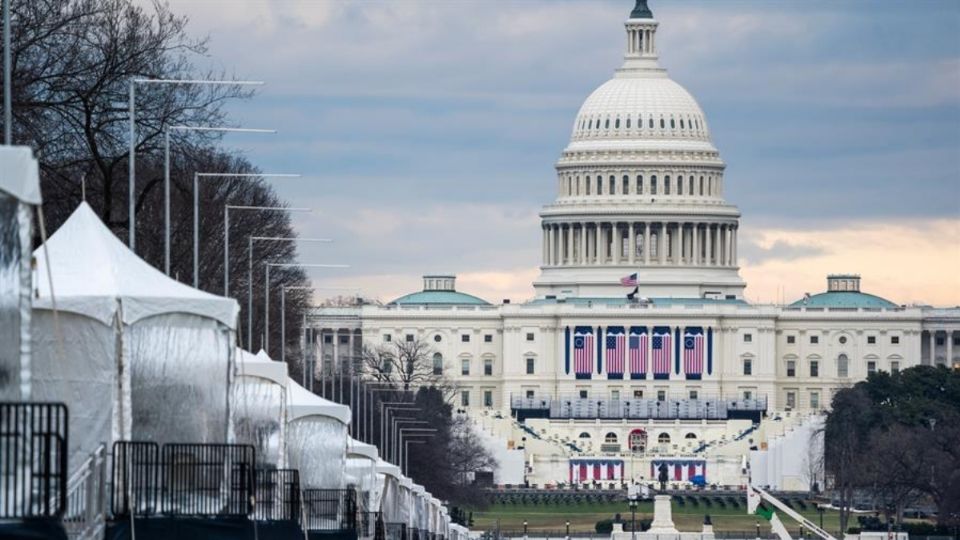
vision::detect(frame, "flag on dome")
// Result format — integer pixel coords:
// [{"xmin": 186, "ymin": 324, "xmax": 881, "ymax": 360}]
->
[{"xmin": 620, "ymin": 272, "xmax": 638, "ymax": 287}]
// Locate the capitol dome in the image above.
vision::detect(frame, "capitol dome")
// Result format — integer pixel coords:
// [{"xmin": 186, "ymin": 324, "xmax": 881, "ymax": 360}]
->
[{"xmin": 534, "ymin": 0, "xmax": 746, "ymax": 300}]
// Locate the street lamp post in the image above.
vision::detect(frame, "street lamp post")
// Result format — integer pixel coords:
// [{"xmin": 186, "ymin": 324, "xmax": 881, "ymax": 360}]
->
[
  {"xmin": 193, "ymin": 172, "xmax": 300, "ymax": 287},
  {"xmin": 251, "ymin": 237, "xmax": 332, "ymax": 349},
  {"xmin": 264, "ymin": 262, "xmax": 348, "ymax": 355},
  {"xmin": 392, "ymin": 419, "xmax": 428, "ymax": 464},
  {"xmin": 164, "ymin": 125, "xmax": 275, "ymax": 275},
  {"xmin": 127, "ymin": 77, "xmax": 264, "ymax": 250},
  {"xmin": 403, "ymin": 439, "xmax": 427, "ymax": 476},
  {"xmin": 566, "ymin": 520, "xmax": 570, "ymax": 540},
  {"xmin": 281, "ymin": 286, "xmax": 314, "ymax": 367},
  {"xmin": 380, "ymin": 404, "xmax": 418, "ymax": 463},
  {"xmin": 223, "ymin": 205, "xmax": 309, "ymax": 297},
  {"xmin": 523, "ymin": 520, "xmax": 528, "ymax": 539}
]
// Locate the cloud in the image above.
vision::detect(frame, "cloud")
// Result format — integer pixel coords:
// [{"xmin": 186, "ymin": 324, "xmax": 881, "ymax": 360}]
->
[{"xmin": 739, "ymin": 238, "xmax": 830, "ymax": 265}]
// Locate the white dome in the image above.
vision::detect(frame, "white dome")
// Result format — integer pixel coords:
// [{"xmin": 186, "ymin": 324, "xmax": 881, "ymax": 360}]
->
[{"xmin": 570, "ymin": 76, "xmax": 711, "ymax": 143}]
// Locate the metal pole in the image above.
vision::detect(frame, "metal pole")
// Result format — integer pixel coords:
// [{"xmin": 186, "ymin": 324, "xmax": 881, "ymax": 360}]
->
[
  {"xmin": 128, "ymin": 81, "xmax": 136, "ymax": 248},
  {"xmin": 301, "ymin": 312, "xmax": 307, "ymax": 388},
  {"xmin": 193, "ymin": 172, "xmax": 199, "ymax": 287},
  {"xmin": 223, "ymin": 206, "xmax": 229, "ymax": 296},
  {"xmin": 281, "ymin": 287, "xmax": 286, "ymax": 365},
  {"xmin": 164, "ymin": 128, "xmax": 171, "ymax": 274},
  {"xmin": 4, "ymin": 0, "xmax": 11, "ymax": 145},
  {"xmin": 248, "ymin": 236, "xmax": 254, "ymax": 350},
  {"xmin": 264, "ymin": 264, "xmax": 271, "ymax": 353}
]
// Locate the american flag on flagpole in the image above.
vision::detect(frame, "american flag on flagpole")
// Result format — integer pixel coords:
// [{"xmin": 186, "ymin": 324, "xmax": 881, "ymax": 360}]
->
[
  {"xmin": 629, "ymin": 329, "xmax": 647, "ymax": 378},
  {"xmin": 652, "ymin": 329, "xmax": 671, "ymax": 378},
  {"xmin": 606, "ymin": 328, "xmax": 626, "ymax": 377},
  {"xmin": 620, "ymin": 272, "xmax": 638, "ymax": 287},
  {"xmin": 574, "ymin": 329, "xmax": 593, "ymax": 377},
  {"xmin": 683, "ymin": 330, "xmax": 704, "ymax": 378}
]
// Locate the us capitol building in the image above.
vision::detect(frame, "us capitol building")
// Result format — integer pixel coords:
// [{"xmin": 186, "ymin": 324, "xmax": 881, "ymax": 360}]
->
[{"xmin": 310, "ymin": 1, "xmax": 959, "ymax": 489}]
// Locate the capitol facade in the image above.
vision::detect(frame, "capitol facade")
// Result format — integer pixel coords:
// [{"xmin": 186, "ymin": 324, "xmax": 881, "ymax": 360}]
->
[{"xmin": 310, "ymin": 1, "xmax": 959, "ymax": 489}]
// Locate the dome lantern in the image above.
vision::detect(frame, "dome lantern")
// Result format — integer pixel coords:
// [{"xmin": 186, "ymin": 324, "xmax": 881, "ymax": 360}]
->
[{"xmin": 630, "ymin": 0, "xmax": 654, "ymax": 20}]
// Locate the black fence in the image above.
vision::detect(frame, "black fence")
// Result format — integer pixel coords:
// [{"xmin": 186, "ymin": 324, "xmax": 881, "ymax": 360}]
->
[
  {"xmin": 110, "ymin": 441, "xmax": 256, "ymax": 518},
  {"xmin": 253, "ymin": 468, "xmax": 301, "ymax": 522},
  {"xmin": 303, "ymin": 489, "xmax": 356, "ymax": 532},
  {"xmin": 0, "ymin": 402, "xmax": 68, "ymax": 519},
  {"xmin": 358, "ymin": 511, "xmax": 381, "ymax": 538}
]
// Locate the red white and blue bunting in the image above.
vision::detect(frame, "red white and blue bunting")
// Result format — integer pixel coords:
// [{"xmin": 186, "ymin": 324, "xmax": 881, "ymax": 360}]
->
[
  {"xmin": 569, "ymin": 459, "xmax": 625, "ymax": 483},
  {"xmin": 650, "ymin": 459, "xmax": 707, "ymax": 482},
  {"xmin": 565, "ymin": 326, "xmax": 713, "ymax": 380}
]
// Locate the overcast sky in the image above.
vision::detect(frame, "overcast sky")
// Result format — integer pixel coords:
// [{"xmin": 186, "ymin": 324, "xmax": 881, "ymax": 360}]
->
[{"xmin": 162, "ymin": 0, "xmax": 960, "ymax": 306}]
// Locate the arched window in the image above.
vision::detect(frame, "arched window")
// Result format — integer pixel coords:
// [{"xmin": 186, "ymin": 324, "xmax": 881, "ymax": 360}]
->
[
  {"xmin": 649, "ymin": 117, "xmax": 654, "ymax": 129},
  {"xmin": 629, "ymin": 429, "xmax": 647, "ymax": 453},
  {"xmin": 585, "ymin": 176, "xmax": 591, "ymax": 195},
  {"xmin": 597, "ymin": 177, "xmax": 603, "ymax": 195},
  {"xmin": 588, "ymin": 119, "xmax": 592, "ymax": 130},
  {"xmin": 699, "ymin": 176, "xmax": 704, "ymax": 195},
  {"xmin": 605, "ymin": 118, "xmax": 610, "ymax": 129},
  {"xmin": 685, "ymin": 433, "xmax": 697, "ymax": 440},
  {"xmin": 623, "ymin": 175, "xmax": 629, "ymax": 195},
  {"xmin": 636, "ymin": 175, "xmax": 643, "ymax": 194},
  {"xmin": 626, "ymin": 117, "xmax": 631, "ymax": 129},
  {"xmin": 670, "ymin": 118, "xmax": 676, "ymax": 129},
  {"xmin": 575, "ymin": 176, "xmax": 580, "ymax": 196},
  {"xmin": 658, "ymin": 433, "xmax": 671, "ymax": 444},
  {"xmin": 689, "ymin": 176, "xmax": 694, "ymax": 195},
  {"xmin": 604, "ymin": 432, "xmax": 618, "ymax": 443},
  {"xmin": 664, "ymin": 175, "xmax": 671, "ymax": 195},
  {"xmin": 680, "ymin": 118, "xmax": 685, "ymax": 129},
  {"xmin": 651, "ymin": 175, "xmax": 658, "ymax": 195},
  {"xmin": 609, "ymin": 176, "xmax": 615, "ymax": 194},
  {"xmin": 432, "ymin": 353, "xmax": 443, "ymax": 375},
  {"xmin": 578, "ymin": 432, "xmax": 591, "ymax": 439},
  {"xmin": 678, "ymin": 177, "xmax": 684, "ymax": 195},
  {"xmin": 615, "ymin": 118, "xmax": 620, "ymax": 129},
  {"xmin": 837, "ymin": 354, "xmax": 849, "ymax": 378}
]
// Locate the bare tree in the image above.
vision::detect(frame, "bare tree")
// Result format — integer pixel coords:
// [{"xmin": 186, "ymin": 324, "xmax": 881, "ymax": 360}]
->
[{"xmin": 361, "ymin": 336, "xmax": 447, "ymax": 392}]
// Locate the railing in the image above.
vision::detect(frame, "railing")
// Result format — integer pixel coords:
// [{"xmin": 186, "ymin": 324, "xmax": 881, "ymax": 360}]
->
[
  {"xmin": 253, "ymin": 468, "xmax": 301, "ymax": 522},
  {"xmin": 510, "ymin": 394, "xmax": 767, "ymax": 420},
  {"xmin": 110, "ymin": 441, "xmax": 256, "ymax": 518},
  {"xmin": 302, "ymin": 488, "xmax": 357, "ymax": 532},
  {"xmin": 0, "ymin": 402, "xmax": 69, "ymax": 519},
  {"xmin": 385, "ymin": 522, "xmax": 408, "ymax": 540},
  {"xmin": 63, "ymin": 444, "xmax": 107, "ymax": 540}
]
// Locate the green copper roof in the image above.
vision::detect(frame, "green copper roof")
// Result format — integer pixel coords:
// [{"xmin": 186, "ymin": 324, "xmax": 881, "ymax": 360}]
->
[
  {"xmin": 630, "ymin": 0, "xmax": 653, "ymax": 19},
  {"xmin": 788, "ymin": 291, "xmax": 898, "ymax": 309},
  {"xmin": 390, "ymin": 290, "xmax": 491, "ymax": 306}
]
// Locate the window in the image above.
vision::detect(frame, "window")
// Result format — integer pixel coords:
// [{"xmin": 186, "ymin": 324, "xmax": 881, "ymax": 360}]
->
[
  {"xmin": 637, "ymin": 175, "xmax": 643, "ymax": 194},
  {"xmin": 787, "ymin": 335, "xmax": 795, "ymax": 344},
  {"xmin": 484, "ymin": 334, "xmax": 493, "ymax": 343},
  {"xmin": 689, "ymin": 390, "xmax": 699, "ymax": 400},
  {"xmin": 955, "ymin": 336, "xmax": 960, "ymax": 346},
  {"xmin": 623, "ymin": 175, "xmax": 629, "ymax": 194},
  {"xmin": 339, "ymin": 335, "xmax": 349, "ymax": 344},
  {"xmin": 586, "ymin": 176, "xmax": 591, "ymax": 195},
  {"xmin": 685, "ymin": 433, "xmax": 697, "ymax": 439},
  {"xmin": 433, "ymin": 335, "xmax": 442, "ymax": 343},
  {"xmin": 626, "ymin": 117, "xmax": 631, "ymax": 128},
  {"xmin": 526, "ymin": 357, "xmax": 535, "ymax": 375},
  {"xmin": 597, "ymin": 178, "xmax": 603, "ymax": 195},
  {"xmin": 611, "ymin": 390, "xmax": 620, "ymax": 400},
  {"xmin": 483, "ymin": 358, "xmax": 493, "ymax": 376},
  {"xmin": 604, "ymin": 432, "xmax": 618, "ymax": 443},
  {"xmin": 324, "ymin": 335, "xmax": 333, "ymax": 344},
  {"xmin": 657, "ymin": 433, "xmax": 670, "ymax": 444},
  {"xmin": 936, "ymin": 337, "xmax": 945, "ymax": 346},
  {"xmin": 837, "ymin": 354, "xmax": 848, "ymax": 377},
  {"xmin": 659, "ymin": 118, "xmax": 665, "ymax": 129},
  {"xmin": 891, "ymin": 336, "xmax": 899, "ymax": 344},
  {"xmin": 810, "ymin": 335, "xmax": 819, "ymax": 344},
  {"xmin": 383, "ymin": 356, "xmax": 393, "ymax": 373},
  {"xmin": 460, "ymin": 391, "xmax": 470, "ymax": 407},
  {"xmin": 526, "ymin": 333, "xmax": 535, "ymax": 342},
  {"xmin": 656, "ymin": 390, "xmax": 666, "ymax": 401},
  {"xmin": 633, "ymin": 390, "xmax": 643, "ymax": 398},
  {"xmin": 405, "ymin": 334, "xmax": 414, "ymax": 342},
  {"xmin": 810, "ymin": 360, "xmax": 819, "ymax": 377},
  {"xmin": 649, "ymin": 117, "xmax": 654, "ymax": 128},
  {"xmin": 461, "ymin": 334, "xmax": 470, "ymax": 343},
  {"xmin": 432, "ymin": 353, "xmax": 443, "ymax": 375},
  {"xmin": 689, "ymin": 176, "xmax": 694, "ymax": 195},
  {"xmin": 609, "ymin": 176, "xmax": 615, "ymax": 194},
  {"xmin": 839, "ymin": 336, "xmax": 847, "ymax": 345},
  {"xmin": 786, "ymin": 391, "xmax": 796, "ymax": 409},
  {"xmin": 578, "ymin": 432, "xmax": 591, "ymax": 439},
  {"xmin": 744, "ymin": 333, "xmax": 752, "ymax": 343},
  {"xmin": 810, "ymin": 392, "xmax": 820, "ymax": 410},
  {"xmin": 743, "ymin": 390, "xmax": 753, "ymax": 400},
  {"xmin": 670, "ymin": 118, "xmax": 676, "ymax": 129},
  {"xmin": 743, "ymin": 358, "xmax": 753, "ymax": 376},
  {"xmin": 867, "ymin": 336, "xmax": 876, "ymax": 344},
  {"xmin": 483, "ymin": 391, "xmax": 493, "ymax": 407},
  {"xmin": 525, "ymin": 390, "xmax": 535, "ymax": 399},
  {"xmin": 786, "ymin": 360, "xmax": 796, "ymax": 377},
  {"xmin": 383, "ymin": 334, "xmax": 392, "ymax": 342},
  {"xmin": 891, "ymin": 361, "xmax": 900, "ymax": 373},
  {"xmin": 867, "ymin": 361, "xmax": 877, "ymax": 375},
  {"xmin": 579, "ymin": 390, "xmax": 588, "ymax": 399},
  {"xmin": 629, "ymin": 430, "xmax": 646, "ymax": 453},
  {"xmin": 615, "ymin": 118, "xmax": 620, "ymax": 129},
  {"xmin": 651, "ymin": 175, "xmax": 658, "ymax": 194},
  {"xmin": 665, "ymin": 176, "xmax": 671, "ymax": 194},
  {"xmin": 461, "ymin": 359, "xmax": 470, "ymax": 376}
]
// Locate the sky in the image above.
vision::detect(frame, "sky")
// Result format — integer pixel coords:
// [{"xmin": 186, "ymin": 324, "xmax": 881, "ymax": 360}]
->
[{"xmin": 159, "ymin": 0, "xmax": 960, "ymax": 306}]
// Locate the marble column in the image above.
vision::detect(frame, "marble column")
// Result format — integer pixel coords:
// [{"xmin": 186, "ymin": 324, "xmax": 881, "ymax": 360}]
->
[
  {"xmin": 643, "ymin": 223, "xmax": 651, "ymax": 265},
  {"xmin": 692, "ymin": 224, "xmax": 699, "ymax": 266},
  {"xmin": 612, "ymin": 222, "xmax": 620, "ymax": 264},
  {"xmin": 732, "ymin": 227, "xmax": 738, "ymax": 266},
  {"xmin": 674, "ymin": 223, "xmax": 681, "ymax": 265},
  {"xmin": 566, "ymin": 224, "xmax": 573, "ymax": 265},
  {"xmin": 705, "ymin": 224, "xmax": 713, "ymax": 265},
  {"xmin": 659, "ymin": 222, "xmax": 666, "ymax": 265},
  {"xmin": 947, "ymin": 331, "xmax": 954, "ymax": 367},
  {"xmin": 929, "ymin": 331, "xmax": 937, "ymax": 365},
  {"xmin": 628, "ymin": 222, "xmax": 636, "ymax": 265}
]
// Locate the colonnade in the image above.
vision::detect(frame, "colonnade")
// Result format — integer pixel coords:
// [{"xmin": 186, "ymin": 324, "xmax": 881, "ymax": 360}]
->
[
  {"xmin": 626, "ymin": 22, "xmax": 656, "ymax": 56},
  {"xmin": 541, "ymin": 221, "xmax": 738, "ymax": 267}
]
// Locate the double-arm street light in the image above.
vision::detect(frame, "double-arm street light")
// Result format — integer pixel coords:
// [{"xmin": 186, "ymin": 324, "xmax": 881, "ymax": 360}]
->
[
  {"xmin": 398, "ymin": 427, "xmax": 436, "ymax": 475},
  {"xmin": 193, "ymin": 172, "xmax": 301, "ymax": 287},
  {"xmin": 164, "ymin": 125, "xmax": 276, "ymax": 275},
  {"xmin": 223, "ymin": 205, "xmax": 309, "ymax": 297},
  {"xmin": 264, "ymin": 262, "xmax": 349, "ymax": 355},
  {"xmin": 128, "ymin": 77, "xmax": 264, "ymax": 250},
  {"xmin": 250, "ymin": 237, "xmax": 332, "ymax": 350},
  {"xmin": 281, "ymin": 285, "xmax": 314, "ymax": 366}
]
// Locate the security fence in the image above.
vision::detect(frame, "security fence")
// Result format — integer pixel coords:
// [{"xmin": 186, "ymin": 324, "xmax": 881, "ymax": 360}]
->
[{"xmin": 0, "ymin": 402, "xmax": 69, "ymax": 519}]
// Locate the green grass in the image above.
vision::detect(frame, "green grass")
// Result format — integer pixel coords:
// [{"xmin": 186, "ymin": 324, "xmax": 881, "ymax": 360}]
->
[{"xmin": 469, "ymin": 500, "xmax": 844, "ymax": 534}]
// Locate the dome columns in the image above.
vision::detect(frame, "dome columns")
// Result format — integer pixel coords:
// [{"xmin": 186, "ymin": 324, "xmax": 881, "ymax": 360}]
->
[{"xmin": 542, "ymin": 220, "xmax": 737, "ymax": 269}]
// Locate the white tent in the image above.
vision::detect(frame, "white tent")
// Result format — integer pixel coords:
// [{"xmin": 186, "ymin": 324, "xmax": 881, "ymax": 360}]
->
[
  {"xmin": 377, "ymin": 459, "xmax": 403, "ymax": 526},
  {"xmin": 31, "ymin": 202, "xmax": 239, "ymax": 470},
  {"xmin": 346, "ymin": 438, "xmax": 380, "ymax": 534},
  {"xmin": 286, "ymin": 378, "xmax": 350, "ymax": 488},
  {"xmin": 234, "ymin": 348, "xmax": 289, "ymax": 466},
  {"xmin": 0, "ymin": 146, "xmax": 40, "ymax": 400}
]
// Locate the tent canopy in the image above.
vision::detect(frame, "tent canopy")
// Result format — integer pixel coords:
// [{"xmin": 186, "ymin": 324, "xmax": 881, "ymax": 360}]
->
[
  {"xmin": 377, "ymin": 459, "xmax": 401, "ymax": 479},
  {"xmin": 235, "ymin": 348, "xmax": 288, "ymax": 386},
  {"xmin": 286, "ymin": 379, "xmax": 351, "ymax": 425},
  {"xmin": 0, "ymin": 146, "xmax": 40, "ymax": 204},
  {"xmin": 348, "ymin": 438, "xmax": 379, "ymax": 461},
  {"xmin": 33, "ymin": 202, "xmax": 238, "ymax": 327}
]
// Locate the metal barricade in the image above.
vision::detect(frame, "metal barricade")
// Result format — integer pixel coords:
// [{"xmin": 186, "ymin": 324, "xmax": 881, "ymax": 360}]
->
[
  {"xmin": 0, "ymin": 402, "xmax": 68, "ymax": 519},
  {"xmin": 302, "ymin": 488, "xmax": 357, "ymax": 531},
  {"xmin": 161, "ymin": 443, "xmax": 255, "ymax": 517},
  {"xmin": 111, "ymin": 441, "xmax": 160, "ymax": 517},
  {"xmin": 253, "ymin": 468, "xmax": 301, "ymax": 522}
]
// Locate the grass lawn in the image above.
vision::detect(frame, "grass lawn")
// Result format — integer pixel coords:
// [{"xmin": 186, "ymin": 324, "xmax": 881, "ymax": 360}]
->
[{"xmin": 470, "ymin": 500, "xmax": 844, "ymax": 535}]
